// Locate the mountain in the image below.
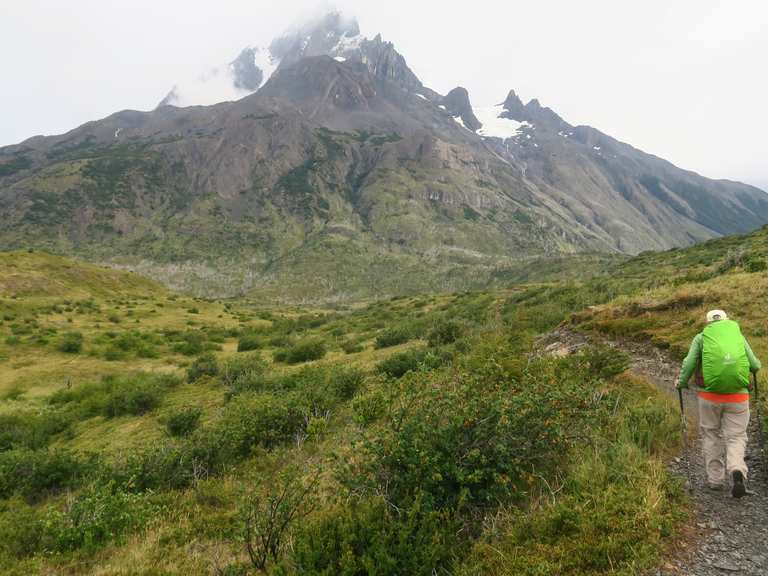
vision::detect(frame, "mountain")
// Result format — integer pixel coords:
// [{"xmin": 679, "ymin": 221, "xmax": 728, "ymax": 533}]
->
[{"xmin": 1, "ymin": 12, "xmax": 767, "ymax": 300}]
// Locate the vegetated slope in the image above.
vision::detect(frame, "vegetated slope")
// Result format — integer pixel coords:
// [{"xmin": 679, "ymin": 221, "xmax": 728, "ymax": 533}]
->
[
  {"xmin": 0, "ymin": 250, "xmax": 163, "ymax": 300},
  {"xmin": 1, "ymin": 13, "xmax": 766, "ymax": 299},
  {"xmin": 570, "ymin": 225, "xmax": 768, "ymax": 361},
  {"xmin": 0, "ymin": 255, "xmax": 687, "ymax": 575}
]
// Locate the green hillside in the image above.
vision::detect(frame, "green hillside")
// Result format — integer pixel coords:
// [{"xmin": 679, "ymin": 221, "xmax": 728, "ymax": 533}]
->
[
  {"xmin": 3, "ymin": 226, "xmax": 768, "ymax": 575},
  {"xmin": 0, "ymin": 250, "xmax": 163, "ymax": 299}
]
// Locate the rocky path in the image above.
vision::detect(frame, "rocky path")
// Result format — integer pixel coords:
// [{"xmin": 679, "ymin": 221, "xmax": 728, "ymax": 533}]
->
[{"xmin": 542, "ymin": 328, "xmax": 768, "ymax": 576}]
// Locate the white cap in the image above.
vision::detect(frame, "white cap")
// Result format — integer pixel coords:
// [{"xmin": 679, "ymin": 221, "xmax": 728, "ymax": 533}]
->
[{"xmin": 706, "ymin": 309, "xmax": 728, "ymax": 323}]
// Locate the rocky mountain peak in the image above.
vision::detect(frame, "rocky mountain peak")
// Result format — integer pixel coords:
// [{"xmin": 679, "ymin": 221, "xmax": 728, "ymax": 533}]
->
[
  {"xmin": 269, "ymin": 11, "xmax": 362, "ymax": 67},
  {"xmin": 443, "ymin": 87, "xmax": 481, "ymax": 131},
  {"xmin": 502, "ymin": 90, "xmax": 526, "ymax": 119},
  {"xmin": 156, "ymin": 11, "xmax": 435, "ymax": 108},
  {"xmin": 496, "ymin": 90, "xmax": 567, "ymax": 130},
  {"xmin": 231, "ymin": 47, "xmax": 264, "ymax": 91}
]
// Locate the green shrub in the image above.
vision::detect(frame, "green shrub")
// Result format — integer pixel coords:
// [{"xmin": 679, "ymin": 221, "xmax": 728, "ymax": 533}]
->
[
  {"xmin": 241, "ymin": 468, "xmax": 319, "ymax": 572},
  {"xmin": 0, "ymin": 448, "xmax": 93, "ymax": 501},
  {"xmin": 374, "ymin": 320, "xmax": 425, "ymax": 348},
  {"xmin": 282, "ymin": 339, "xmax": 327, "ymax": 364},
  {"xmin": 342, "ymin": 340, "xmax": 364, "ymax": 354},
  {"xmin": 345, "ymin": 354, "xmax": 601, "ymax": 511},
  {"xmin": 376, "ymin": 348, "xmax": 445, "ymax": 379},
  {"xmin": 49, "ymin": 373, "xmax": 178, "ymax": 420},
  {"xmin": 268, "ymin": 334, "xmax": 294, "ymax": 347},
  {"xmin": 187, "ymin": 352, "xmax": 219, "ymax": 383},
  {"xmin": 170, "ymin": 330, "xmax": 210, "ymax": 356},
  {"xmin": 374, "ymin": 325, "xmax": 415, "ymax": 349},
  {"xmin": 457, "ymin": 427, "xmax": 684, "ymax": 576},
  {"xmin": 237, "ymin": 332, "xmax": 263, "ymax": 352},
  {"xmin": 102, "ymin": 330, "xmax": 159, "ymax": 360},
  {"xmin": 102, "ymin": 377, "xmax": 164, "ymax": 418},
  {"xmin": 164, "ymin": 407, "xmax": 203, "ymax": 437},
  {"xmin": 221, "ymin": 352, "xmax": 268, "ymax": 395},
  {"xmin": 284, "ymin": 497, "xmax": 459, "ymax": 575},
  {"xmin": 0, "ymin": 412, "xmax": 72, "ymax": 452},
  {"xmin": 273, "ymin": 349, "xmax": 288, "ymax": 363},
  {"xmin": 581, "ymin": 346, "xmax": 630, "ymax": 380},
  {"xmin": 198, "ymin": 393, "xmax": 304, "ymax": 464},
  {"xmin": 745, "ymin": 256, "xmax": 767, "ymax": 273},
  {"xmin": 0, "ymin": 497, "xmax": 44, "ymax": 557},
  {"xmin": 427, "ymin": 320, "xmax": 464, "ymax": 347},
  {"xmin": 352, "ymin": 388, "xmax": 388, "ymax": 426},
  {"xmin": 57, "ymin": 331, "xmax": 84, "ymax": 353},
  {"xmin": 40, "ymin": 481, "xmax": 153, "ymax": 552}
]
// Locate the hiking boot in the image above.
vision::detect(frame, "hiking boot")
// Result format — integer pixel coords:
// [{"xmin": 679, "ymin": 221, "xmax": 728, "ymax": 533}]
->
[{"xmin": 731, "ymin": 470, "xmax": 746, "ymax": 498}]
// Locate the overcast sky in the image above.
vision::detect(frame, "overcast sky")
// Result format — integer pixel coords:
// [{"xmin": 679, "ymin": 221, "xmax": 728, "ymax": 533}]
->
[{"xmin": 1, "ymin": 0, "xmax": 766, "ymax": 188}]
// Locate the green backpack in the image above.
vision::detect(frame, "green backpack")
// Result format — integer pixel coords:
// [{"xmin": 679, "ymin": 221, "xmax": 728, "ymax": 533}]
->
[{"xmin": 701, "ymin": 319, "xmax": 750, "ymax": 393}]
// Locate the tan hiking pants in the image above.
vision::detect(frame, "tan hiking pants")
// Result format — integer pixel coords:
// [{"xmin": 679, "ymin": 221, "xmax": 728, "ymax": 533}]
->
[{"xmin": 698, "ymin": 396, "xmax": 750, "ymax": 485}]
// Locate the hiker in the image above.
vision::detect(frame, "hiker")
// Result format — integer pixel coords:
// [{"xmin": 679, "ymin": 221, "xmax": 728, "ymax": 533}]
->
[{"xmin": 677, "ymin": 309, "xmax": 761, "ymax": 497}]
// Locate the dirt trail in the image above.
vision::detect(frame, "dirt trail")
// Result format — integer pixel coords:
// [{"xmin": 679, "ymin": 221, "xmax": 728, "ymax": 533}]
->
[{"xmin": 542, "ymin": 327, "xmax": 768, "ymax": 576}]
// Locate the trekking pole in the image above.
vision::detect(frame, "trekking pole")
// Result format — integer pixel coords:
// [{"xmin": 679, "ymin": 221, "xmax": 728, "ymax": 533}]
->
[
  {"xmin": 678, "ymin": 387, "xmax": 694, "ymax": 491},
  {"xmin": 752, "ymin": 372, "xmax": 768, "ymax": 480}
]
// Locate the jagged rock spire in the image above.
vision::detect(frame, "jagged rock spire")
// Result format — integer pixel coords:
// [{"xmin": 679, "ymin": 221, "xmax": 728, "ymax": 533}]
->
[{"xmin": 443, "ymin": 87, "xmax": 481, "ymax": 131}]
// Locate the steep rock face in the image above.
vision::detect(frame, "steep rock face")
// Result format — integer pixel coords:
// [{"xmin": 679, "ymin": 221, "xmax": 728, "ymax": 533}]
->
[
  {"xmin": 269, "ymin": 11, "xmax": 361, "ymax": 66},
  {"xmin": 2, "ymin": 13, "xmax": 767, "ymax": 299},
  {"xmin": 231, "ymin": 48, "xmax": 264, "ymax": 91},
  {"xmin": 443, "ymin": 87, "xmax": 481, "ymax": 131}
]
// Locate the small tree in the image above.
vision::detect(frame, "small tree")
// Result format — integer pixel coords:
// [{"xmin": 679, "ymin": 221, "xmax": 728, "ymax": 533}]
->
[{"xmin": 242, "ymin": 468, "xmax": 319, "ymax": 571}]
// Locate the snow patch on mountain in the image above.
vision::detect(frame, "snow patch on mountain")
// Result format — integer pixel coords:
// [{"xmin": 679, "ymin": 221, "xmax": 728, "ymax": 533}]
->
[
  {"xmin": 333, "ymin": 33, "xmax": 364, "ymax": 54},
  {"xmin": 252, "ymin": 47, "xmax": 278, "ymax": 84},
  {"xmin": 453, "ymin": 116, "xmax": 473, "ymax": 131},
  {"xmin": 475, "ymin": 105, "xmax": 532, "ymax": 139}
]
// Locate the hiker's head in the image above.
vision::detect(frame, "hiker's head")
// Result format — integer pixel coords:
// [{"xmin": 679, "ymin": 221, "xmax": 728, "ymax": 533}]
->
[{"xmin": 706, "ymin": 309, "xmax": 728, "ymax": 323}]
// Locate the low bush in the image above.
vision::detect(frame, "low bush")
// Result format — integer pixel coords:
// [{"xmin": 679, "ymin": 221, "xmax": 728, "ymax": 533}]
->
[
  {"xmin": 345, "ymin": 351, "xmax": 607, "ymax": 512},
  {"xmin": 170, "ymin": 330, "xmax": 211, "ymax": 356},
  {"xmin": 0, "ymin": 448, "xmax": 94, "ymax": 501},
  {"xmin": 195, "ymin": 393, "xmax": 304, "ymax": 467},
  {"xmin": 0, "ymin": 497, "xmax": 44, "ymax": 558},
  {"xmin": 374, "ymin": 325, "xmax": 415, "ymax": 349},
  {"xmin": 268, "ymin": 334, "xmax": 294, "ymax": 348},
  {"xmin": 57, "ymin": 331, "xmax": 84, "ymax": 354},
  {"xmin": 237, "ymin": 333, "xmax": 263, "ymax": 352},
  {"xmin": 241, "ymin": 468, "xmax": 319, "ymax": 572},
  {"xmin": 282, "ymin": 339, "xmax": 327, "ymax": 364},
  {"xmin": 341, "ymin": 340, "xmax": 364, "ymax": 354},
  {"xmin": 427, "ymin": 319, "xmax": 464, "ymax": 347},
  {"xmin": 283, "ymin": 497, "xmax": 459, "ymax": 575},
  {"xmin": 273, "ymin": 338, "xmax": 328, "ymax": 364},
  {"xmin": 351, "ymin": 388, "xmax": 388, "ymax": 426},
  {"xmin": 187, "ymin": 352, "xmax": 219, "ymax": 383},
  {"xmin": 164, "ymin": 407, "xmax": 203, "ymax": 437},
  {"xmin": 102, "ymin": 376, "xmax": 166, "ymax": 418},
  {"xmin": 0, "ymin": 411, "xmax": 72, "ymax": 452},
  {"xmin": 457, "ymin": 397, "xmax": 684, "ymax": 576},
  {"xmin": 49, "ymin": 373, "xmax": 179, "ymax": 420},
  {"xmin": 40, "ymin": 482, "xmax": 154, "ymax": 553},
  {"xmin": 376, "ymin": 348, "xmax": 446, "ymax": 379},
  {"xmin": 221, "ymin": 352, "xmax": 268, "ymax": 395}
]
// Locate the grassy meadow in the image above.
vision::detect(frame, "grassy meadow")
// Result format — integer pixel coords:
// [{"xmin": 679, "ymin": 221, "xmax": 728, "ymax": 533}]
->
[{"xmin": 7, "ymin": 225, "xmax": 768, "ymax": 575}]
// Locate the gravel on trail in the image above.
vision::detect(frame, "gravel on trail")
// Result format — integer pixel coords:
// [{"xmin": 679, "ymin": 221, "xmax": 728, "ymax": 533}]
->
[{"xmin": 541, "ymin": 327, "xmax": 768, "ymax": 576}]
